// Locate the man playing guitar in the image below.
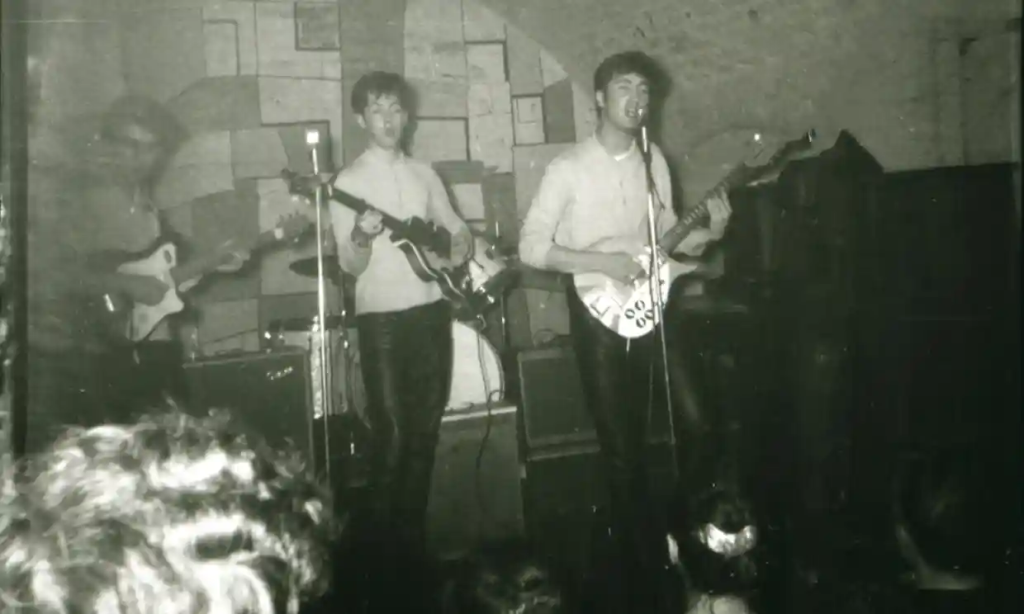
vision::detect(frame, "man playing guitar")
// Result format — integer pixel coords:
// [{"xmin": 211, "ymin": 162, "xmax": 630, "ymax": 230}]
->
[
  {"xmin": 25, "ymin": 96, "xmax": 249, "ymax": 456},
  {"xmin": 518, "ymin": 51, "xmax": 732, "ymax": 610},
  {"xmin": 328, "ymin": 71, "xmax": 472, "ymax": 612}
]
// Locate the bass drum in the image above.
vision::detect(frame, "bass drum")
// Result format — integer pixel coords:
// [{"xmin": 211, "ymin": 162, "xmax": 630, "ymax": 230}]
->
[{"xmin": 448, "ymin": 321, "xmax": 505, "ymax": 410}]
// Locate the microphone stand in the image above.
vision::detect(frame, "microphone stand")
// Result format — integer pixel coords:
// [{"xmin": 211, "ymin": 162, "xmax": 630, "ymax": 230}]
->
[
  {"xmin": 494, "ymin": 219, "xmax": 509, "ymax": 350},
  {"xmin": 639, "ymin": 121, "xmax": 679, "ymax": 480},
  {"xmin": 305, "ymin": 129, "xmax": 332, "ymax": 488}
]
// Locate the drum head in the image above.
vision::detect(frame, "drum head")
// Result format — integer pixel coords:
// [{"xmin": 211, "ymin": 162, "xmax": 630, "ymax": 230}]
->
[{"xmin": 448, "ymin": 322, "xmax": 504, "ymax": 410}]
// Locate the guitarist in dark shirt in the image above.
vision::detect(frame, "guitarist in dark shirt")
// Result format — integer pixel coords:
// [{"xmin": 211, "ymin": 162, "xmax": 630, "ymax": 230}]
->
[
  {"xmin": 328, "ymin": 71, "xmax": 472, "ymax": 613},
  {"xmin": 25, "ymin": 96, "xmax": 248, "ymax": 456}
]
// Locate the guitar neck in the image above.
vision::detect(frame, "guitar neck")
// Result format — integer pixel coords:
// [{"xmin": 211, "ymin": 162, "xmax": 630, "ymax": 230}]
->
[
  {"xmin": 659, "ymin": 158, "xmax": 779, "ymax": 253},
  {"xmin": 324, "ymin": 185, "xmax": 406, "ymax": 235},
  {"xmin": 280, "ymin": 169, "xmax": 451, "ymax": 254},
  {"xmin": 169, "ymin": 227, "xmax": 281, "ymax": 287},
  {"xmin": 324, "ymin": 184, "xmax": 452, "ymax": 255}
]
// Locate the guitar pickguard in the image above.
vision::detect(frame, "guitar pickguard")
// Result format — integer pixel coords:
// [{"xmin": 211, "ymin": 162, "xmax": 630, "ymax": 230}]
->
[
  {"xmin": 574, "ymin": 249, "xmax": 704, "ymax": 338},
  {"xmin": 116, "ymin": 242, "xmax": 184, "ymax": 342},
  {"xmin": 575, "ymin": 250, "xmax": 674, "ymax": 338}
]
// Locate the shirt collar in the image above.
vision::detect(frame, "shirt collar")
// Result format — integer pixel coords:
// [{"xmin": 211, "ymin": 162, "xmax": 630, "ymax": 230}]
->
[
  {"xmin": 363, "ymin": 145, "xmax": 405, "ymax": 166},
  {"xmin": 590, "ymin": 134, "xmax": 638, "ymax": 162}
]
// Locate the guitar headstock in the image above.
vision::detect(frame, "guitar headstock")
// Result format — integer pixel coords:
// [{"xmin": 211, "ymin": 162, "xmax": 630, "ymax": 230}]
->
[
  {"xmin": 719, "ymin": 129, "xmax": 816, "ymax": 189},
  {"xmin": 756, "ymin": 129, "xmax": 816, "ymax": 172}
]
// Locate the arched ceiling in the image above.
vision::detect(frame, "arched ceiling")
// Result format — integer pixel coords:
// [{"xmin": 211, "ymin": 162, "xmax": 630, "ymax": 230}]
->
[{"xmin": 477, "ymin": 0, "xmax": 1018, "ymax": 174}]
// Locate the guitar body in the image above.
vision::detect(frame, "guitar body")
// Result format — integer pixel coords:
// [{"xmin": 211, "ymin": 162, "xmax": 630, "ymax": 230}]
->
[
  {"xmin": 90, "ymin": 239, "xmax": 183, "ymax": 344},
  {"xmin": 573, "ymin": 237, "xmax": 698, "ymax": 338},
  {"xmin": 282, "ymin": 170, "xmax": 513, "ymax": 321},
  {"xmin": 113, "ymin": 242, "xmax": 184, "ymax": 342},
  {"xmin": 571, "ymin": 129, "xmax": 817, "ymax": 338},
  {"xmin": 93, "ymin": 213, "xmax": 312, "ymax": 345},
  {"xmin": 393, "ymin": 237, "xmax": 471, "ymax": 305}
]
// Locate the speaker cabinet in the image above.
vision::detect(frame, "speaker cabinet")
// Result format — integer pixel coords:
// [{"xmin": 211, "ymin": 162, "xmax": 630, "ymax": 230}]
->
[
  {"xmin": 427, "ymin": 403, "xmax": 524, "ymax": 558},
  {"xmin": 517, "ymin": 342, "xmax": 675, "ymax": 459},
  {"xmin": 517, "ymin": 342, "xmax": 591, "ymax": 453},
  {"xmin": 183, "ymin": 349, "xmax": 316, "ymax": 467}
]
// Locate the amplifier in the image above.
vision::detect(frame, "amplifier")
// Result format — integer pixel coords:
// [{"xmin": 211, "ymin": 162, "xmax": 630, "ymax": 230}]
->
[
  {"xmin": 183, "ymin": 349, "xmax": 318, "ymax": 469},
  {"xmin": 517, "ymin": 342, "xmax": 592, "ymax": 454},
  {"xmin": 517, "ymin": 342, "xmax": 674, "ymax": 459}
]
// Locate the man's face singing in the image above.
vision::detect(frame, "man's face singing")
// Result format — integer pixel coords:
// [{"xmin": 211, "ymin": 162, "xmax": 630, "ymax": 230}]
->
[
  {"xmin": 358, "ymin": 92, "xmax": 407, "ymax": 151},
  {"xmin": 597, "ymin": 72, "xmax": 650, "ymax": 133}
]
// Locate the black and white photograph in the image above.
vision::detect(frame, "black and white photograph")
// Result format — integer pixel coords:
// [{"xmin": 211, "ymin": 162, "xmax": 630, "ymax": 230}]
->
[{"xmin": 0, "ymin": 1, "xmax": 1020, "ymax": 613}]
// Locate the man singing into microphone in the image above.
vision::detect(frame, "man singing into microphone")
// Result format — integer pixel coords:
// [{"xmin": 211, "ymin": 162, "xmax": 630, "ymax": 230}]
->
[
  {"xmin": 329, "ymin": 71, "xmax": 472, "ymax": 612},
  {"xmin": 519, "ymin": 51, "xmax": 732, "ymax": 610}
]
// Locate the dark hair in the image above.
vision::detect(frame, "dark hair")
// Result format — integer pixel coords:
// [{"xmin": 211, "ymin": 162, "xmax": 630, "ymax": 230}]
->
[
  {"xmin": 0, "ymin": 408, "xmax": 335, "ymax": 613},
  {"xmin": 99, "ymin": 94, "xmax": 186, "ymax": 153},
  {"xmin": 668, "ymin": 484, "xmax": 760, "ymax": 599},
  {"xmin": 445, "ymin": 539, "xmax": 563, "ymax": 614},
  {"xmin": 894, "ymin": 450, "xmax": 1001, "ymax": 576},
  {"xmin": 592, "ymin": 51, "xmax": 664, "ymax": 96},
  {"xmin": 350, "ymin": 71, "xmax": 415, "ymax": 116}
]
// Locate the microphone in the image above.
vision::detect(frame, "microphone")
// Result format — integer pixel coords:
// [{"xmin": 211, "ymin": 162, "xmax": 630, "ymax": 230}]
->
[
  {"xmin": 636, "ymin": 108, "xmax": 650, "ymax": 157},
  {"xmin": 305, "ymin": 128, "xmax": 321, "ymax": 175}
]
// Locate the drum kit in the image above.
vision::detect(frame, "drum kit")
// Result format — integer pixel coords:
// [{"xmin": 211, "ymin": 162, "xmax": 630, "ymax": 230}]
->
[{"xmin": 265, "ymin": 227, "xmax": 517, "ymax": 426}]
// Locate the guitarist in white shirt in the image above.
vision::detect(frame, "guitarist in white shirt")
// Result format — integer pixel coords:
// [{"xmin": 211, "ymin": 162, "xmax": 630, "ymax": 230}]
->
[
  {"xmin": 328, "ymin": 71, "xmax": 472, "ymax": 613},
  {"xmin": 518, "ymin": 51, "xmax": 732, "ymax": 611},
  {"xmin": 25, "ymin": 96, "xmax": 249, "ymax": 456}
]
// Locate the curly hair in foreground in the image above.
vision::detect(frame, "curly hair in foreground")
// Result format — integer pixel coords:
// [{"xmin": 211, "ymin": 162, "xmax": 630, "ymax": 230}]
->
[
  {"xmin": 0, "ymin": 409, "xmax": 336, "ymax": 614},
  {"xmin": 444, "ymin": 539, "xmax": 564, "ymax": 614}
]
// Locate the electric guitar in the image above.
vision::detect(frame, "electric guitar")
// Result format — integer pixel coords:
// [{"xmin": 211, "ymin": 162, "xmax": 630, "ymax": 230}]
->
[
  {"xmin": 281, "ymin": 169, "xmax": 479, "ymax": 313},
  {"xmin": 96, "ymin": 213, "xmax": 312, "ymax": 343},
  {"xmin": 574, "ymin": 130, "xmax": 817, "ymax": 338}
]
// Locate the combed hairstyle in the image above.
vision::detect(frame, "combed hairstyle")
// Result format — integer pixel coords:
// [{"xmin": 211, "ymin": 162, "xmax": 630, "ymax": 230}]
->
[
  {"xmin": 667, "ymin": 484, "xmax": 760, "ymax": 599},
  {"xmin": 350, "ymin": 71, "xmax": 415, "ymax": 116},
  {"xmin": 894, "ymin": 450, "xmax": 1002, "ymax": 576},
  {"xmin": 0, "ymin": 409, "xmax": 336, "ymax": 614},
  {"xmin": 592, "ymin": 50, "xmax": 665, "ymax": 97}
]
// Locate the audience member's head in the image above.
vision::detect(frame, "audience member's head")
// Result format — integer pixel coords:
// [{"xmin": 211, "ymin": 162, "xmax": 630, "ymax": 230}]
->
[
  {"xmin": 0, "ymin": 408, "xmax": 335, "ymax": 613},
  {"xmin": 444, "ymin": 539, "xmax": 563, "ymax": 614},
  {"xmin": 667, "ymin": 482, "xmax": 760, "ymax": 603},
  {"xmin": 894, "ymin": 449, "xmax": 1003, "ymax": 584}
]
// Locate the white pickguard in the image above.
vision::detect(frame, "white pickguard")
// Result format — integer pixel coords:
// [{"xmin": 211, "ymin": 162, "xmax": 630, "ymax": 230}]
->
[
  {"xmin": 574, "ymin": 250, "xmax": 698, "ymax": 338},
  {"xmin": 116, "ymin": 243, "xmax": 184, "ymax": 342}
]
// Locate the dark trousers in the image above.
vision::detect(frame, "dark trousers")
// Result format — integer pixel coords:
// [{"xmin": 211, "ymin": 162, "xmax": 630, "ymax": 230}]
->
[
  {"xmin": 24, "ymin": 341, "xmax": 186, "ymax": 457},
  {"xmin": 567, "ymin": 286, "xmax": 669, "ymax": 606},
  {"xmin": 357, "ymin": 300, "xmax": 452, "ymax": 578}
]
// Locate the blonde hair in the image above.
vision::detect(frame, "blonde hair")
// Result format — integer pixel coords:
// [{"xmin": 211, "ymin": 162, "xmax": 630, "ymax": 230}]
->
[{"xmin": 0, "ymin": 409, "xmax": 335, "ymax": 613}]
